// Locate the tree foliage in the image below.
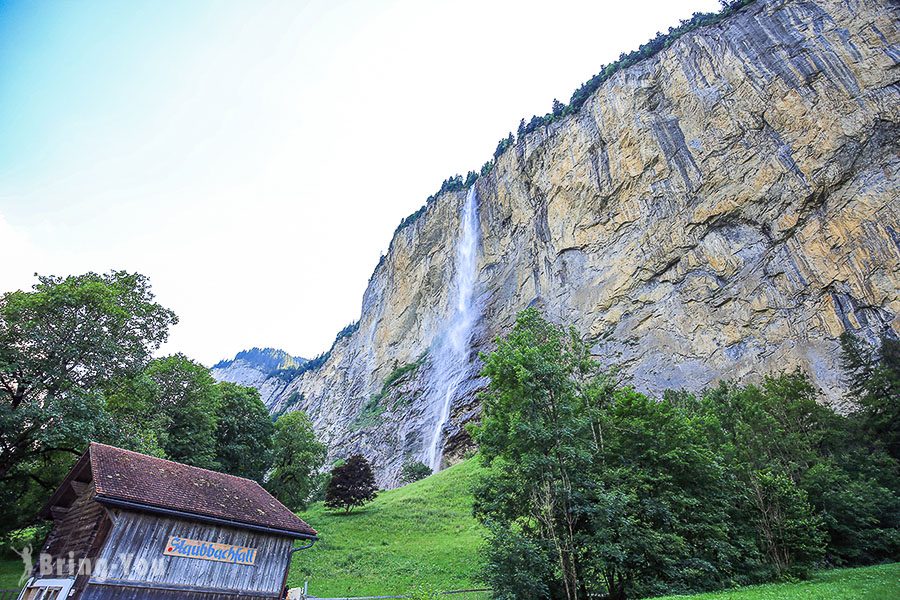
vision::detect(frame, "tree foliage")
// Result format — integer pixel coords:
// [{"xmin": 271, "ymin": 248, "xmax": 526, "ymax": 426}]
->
[
  {"xmin": 267, "ymin": 411, "xmax": 327, "ymax": 511},
  {"xmin": 144, "ymin": 354, "xmax": 221, "ymax": 469},
  {"xmin": 493, "ymin": 133, "xmax": 514, "ymax": 160},
  {"xmin": 0, "ymin": 270, "xmax": 335, "ymax": 541},
  {"xmin": 840, "ymin": 333, "xmax": 900, "ymax": 460},
  {"xmin": 325, "ymin": 454, "xmax": 378, "ymax": 513},
  {"xmin": 473, "ymin": 309, "xmax": 900, "ymax": 600},
  {"xmin": 399, "ymin": 460, "xmax": 432, "ymax": 485},
  {"xmin": 472, "ymin": 309, "xmax": 738, "ymax": 599},
  {"xmin": 0, "ymin": 271, "xmax": 176, "ymax": 533},
  {"xmin": 215, "ymin": 382, "xmax": 275, "ymax": 482}
]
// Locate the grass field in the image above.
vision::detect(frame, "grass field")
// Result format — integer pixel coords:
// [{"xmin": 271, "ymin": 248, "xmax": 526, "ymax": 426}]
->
[
  {"xmin": 0, "ymin": 559, "xmax": 23, "ymax": 589},
  {"xmin": 288, "ymin": 457, "xmax": 486, "ymax": 596},
  {"xmin": 655, "ymin": 563, "xmax": 899, "ymax": 600}
]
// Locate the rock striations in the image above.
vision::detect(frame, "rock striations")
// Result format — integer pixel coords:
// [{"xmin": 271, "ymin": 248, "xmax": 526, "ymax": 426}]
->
[{"xmin": 222, "ymin": 0, "xmax": 900, "ymax": 486}]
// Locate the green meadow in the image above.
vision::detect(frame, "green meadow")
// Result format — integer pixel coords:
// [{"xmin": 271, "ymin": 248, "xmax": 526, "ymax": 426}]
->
[{"xmin": 290, "ymin": 458, "xmax": 486, "ymax": 596}]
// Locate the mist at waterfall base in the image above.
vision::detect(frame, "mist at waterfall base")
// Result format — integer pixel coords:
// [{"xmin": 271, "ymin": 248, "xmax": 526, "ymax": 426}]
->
[{"xmin": 425, "ymin": 186, "xmax": 482, "ymax": 471}]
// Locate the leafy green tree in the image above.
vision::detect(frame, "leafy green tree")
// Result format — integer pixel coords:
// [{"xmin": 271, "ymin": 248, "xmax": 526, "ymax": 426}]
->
[
  {"xmin": 840, "ymin": 333, "xmax": 900, "ymax": 459},
  {"xmin": 267, "ymin": 411, "xmax": 327, "ymax": 511},
  {"xmin": 325, "ymin": 454, "xmax": 378, "ymax": 514},
  {"xmin": 584, "ymin": 390, "xmax": 742, "ymax": 597},
  {"xmin": 214, "ymin": 382, "xmax": 274, "ymax": 482},
  {"xmin": 103, "ymin": 370, "xmax": 168, "ymax": 457},
  {"xmin": 473, "ymin": 308, "xmax": 595, "ymax": 599},
  {"xmin": 477, "ymin": 520, "xmax": 552, "ymax": 600},
  {"xmin": 746, "ymin": 469, "xmax": 825, "ymax": 578},
  {"xmin": 473, "ymin": 309, "xmax": 738, "ymax": 600},
  {"xmin": 694, "ymin": 372, "xmax": 900, "ymax": 575},
  {"xmin": 0, "ymin": 271, "xmax": 176, "ymax": 533},
  {"xmin": 144, "ymin": 354, "xmax": 221, "ymax": 469},
  {"xmin": 399, "ymin": 460, "xmax": 432, "ymax": 485},
  {"xmin": 802, "ymin": 458, "xmax": 900, "ymax": 565},
  {"xmin": 696, "ymin": 375, "xmax": 829, "ymax": 579}
]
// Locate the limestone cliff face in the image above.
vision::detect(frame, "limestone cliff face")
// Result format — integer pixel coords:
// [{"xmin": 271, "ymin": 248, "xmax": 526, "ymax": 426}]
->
[{"xmin": 260, "ymin": 0, "xmax": 899, "ymax": 486}]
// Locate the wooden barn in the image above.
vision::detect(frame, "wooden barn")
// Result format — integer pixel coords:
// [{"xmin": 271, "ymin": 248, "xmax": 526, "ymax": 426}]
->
[{"xmin": 19, "ymin": 442, "xmax": 317, "ymax": 600}]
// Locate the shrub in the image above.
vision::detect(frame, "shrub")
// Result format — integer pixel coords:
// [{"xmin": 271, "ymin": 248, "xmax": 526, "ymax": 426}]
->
[{"xmin": 399, "ymin": 460, "xmax": 432, "ymax": 484}]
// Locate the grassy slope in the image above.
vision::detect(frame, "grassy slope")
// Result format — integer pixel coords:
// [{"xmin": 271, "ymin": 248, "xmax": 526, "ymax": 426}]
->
[
  {"xmin": 289, "ymin": 458, "xmax": 486, "ymax": 596},
  {"xmin": 656, "ymin": 563, "xmax": 899, "ymax": 600},
  {"xmin": 0, "ymin": 560, "xmax": 22, "ymax": 589}
]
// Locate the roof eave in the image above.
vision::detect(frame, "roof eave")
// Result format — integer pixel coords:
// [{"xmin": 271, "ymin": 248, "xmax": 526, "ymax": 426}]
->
[
  {"xmin": 38, "ymin": 449, "xmax": 93, "ymax": 519},
  {"xmin": 95, "ymin": 495, "xmax": 318, "ymax": 540}
]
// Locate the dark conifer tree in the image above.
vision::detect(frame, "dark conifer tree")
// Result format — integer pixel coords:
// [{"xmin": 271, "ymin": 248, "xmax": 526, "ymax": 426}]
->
[{"xmin": 552, "ymin": 98, "xmax": 566, "ymax": 117}]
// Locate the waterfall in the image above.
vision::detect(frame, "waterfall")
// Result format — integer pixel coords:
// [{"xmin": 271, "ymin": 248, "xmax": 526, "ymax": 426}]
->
[{"xmin": 425, "ymin": 185, "xmax": 481, "ymax": 471}]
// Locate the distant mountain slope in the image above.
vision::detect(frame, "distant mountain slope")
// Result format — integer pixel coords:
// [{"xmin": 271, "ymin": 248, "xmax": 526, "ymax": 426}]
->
[
  {"xmin": 211, "ymin": 347, "xmax": 306, "ymax": 404},
  {"xmin": 213, "ymin": 347, "xmax": 306, "ymax": 372}
]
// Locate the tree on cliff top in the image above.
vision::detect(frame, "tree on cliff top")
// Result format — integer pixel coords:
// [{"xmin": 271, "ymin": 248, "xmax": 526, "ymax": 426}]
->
[{"xmin": 326, "ymin": 454, "xmax": 378, "ymax": 513}]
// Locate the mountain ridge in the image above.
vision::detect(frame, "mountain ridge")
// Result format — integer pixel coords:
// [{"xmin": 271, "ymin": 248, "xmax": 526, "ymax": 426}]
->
[
  {"xmin": 210, "ymin": 347, "xmax": 307, "ymax": 404},
  {"xmin": 212, "ymin": 347, "xmax": 306, "ymax": 372}
]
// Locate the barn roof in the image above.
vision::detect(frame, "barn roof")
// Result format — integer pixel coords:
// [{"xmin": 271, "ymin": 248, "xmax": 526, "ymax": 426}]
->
[{"xmin": 49, "ymin": 443, "xmax": 316, "ymax": 539}]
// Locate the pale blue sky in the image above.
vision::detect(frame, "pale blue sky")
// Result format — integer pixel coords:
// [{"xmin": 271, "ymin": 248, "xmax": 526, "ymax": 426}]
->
[{"xmin": 0, "ymin": 0, "xmax": 720, "ymax": 365}]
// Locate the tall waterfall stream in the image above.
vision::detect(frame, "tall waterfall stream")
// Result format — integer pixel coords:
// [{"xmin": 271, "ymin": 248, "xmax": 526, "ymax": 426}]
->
[{"xmin": 425, "ymin": 185, "xmax": 481, "ymax": 470}]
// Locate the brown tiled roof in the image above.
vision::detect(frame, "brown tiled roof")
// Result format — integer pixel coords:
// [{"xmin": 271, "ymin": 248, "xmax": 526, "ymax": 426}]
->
[{"xmin": 88, "ymin": 443, "xmax": 316, "ymax": 538}]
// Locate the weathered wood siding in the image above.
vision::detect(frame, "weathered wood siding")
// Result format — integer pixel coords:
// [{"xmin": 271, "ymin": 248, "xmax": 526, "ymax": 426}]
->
[
  {"xmin": 40, "ymin": 485, "xmax": 109, "ymax": 573},
  {"xmin": 80, "ymin": 586, "xmax": 274, "ymax": 600},
  {"xmin": 83, "ymin": 510, "xmax": 292, "ymax": 598},
  {"xmin": 80, "ymin": 586, "xmax": 275, "ymax": 600}
]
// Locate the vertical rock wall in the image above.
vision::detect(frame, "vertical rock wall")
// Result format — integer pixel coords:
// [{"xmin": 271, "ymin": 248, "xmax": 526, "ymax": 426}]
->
[{"xmin": 263, "ymin": 0, "xmax": 898, "ymax": 486}]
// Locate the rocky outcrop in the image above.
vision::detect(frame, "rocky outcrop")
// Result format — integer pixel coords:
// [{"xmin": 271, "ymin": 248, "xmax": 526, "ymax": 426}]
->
[{"xmin": 250, "ymin": 0, "xmax": 900, "ymax": 487}]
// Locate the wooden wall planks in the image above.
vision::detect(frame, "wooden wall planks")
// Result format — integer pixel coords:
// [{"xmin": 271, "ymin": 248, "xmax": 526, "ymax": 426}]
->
[{"xmin": 86, "ymin": 510, "xmax": 292, "ymax": 597}]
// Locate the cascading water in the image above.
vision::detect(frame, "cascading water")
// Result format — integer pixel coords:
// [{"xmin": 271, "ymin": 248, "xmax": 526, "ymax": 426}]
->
[{"xmin": 425, "ymin": 185, "xmax": 481, "ymax": 471}]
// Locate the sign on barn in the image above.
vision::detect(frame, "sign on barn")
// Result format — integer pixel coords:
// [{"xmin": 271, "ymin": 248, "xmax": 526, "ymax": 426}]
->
[
  {"xmin": 163, "ymin": 536, "xmax": 258, "ymax": 565},
  {"xmin": 17, "ymin": 443, "xmax": 317, "ymax": 600}
]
